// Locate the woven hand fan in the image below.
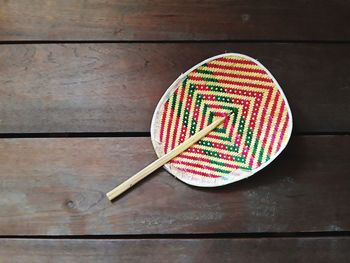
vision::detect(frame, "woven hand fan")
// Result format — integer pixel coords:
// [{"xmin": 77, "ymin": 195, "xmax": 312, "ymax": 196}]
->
[
  {"xmin": 107, "ymin": 53, "xmax": 292, "ymax": 200},
  {"xmin": 150, "ymin": 53, "xmax": 292, "ymax": 187}
]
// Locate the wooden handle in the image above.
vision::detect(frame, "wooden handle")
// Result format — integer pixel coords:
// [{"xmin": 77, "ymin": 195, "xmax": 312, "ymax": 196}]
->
[{"xmin": 106, "ymin": 116, "xmax": 226, "ymax": 201}]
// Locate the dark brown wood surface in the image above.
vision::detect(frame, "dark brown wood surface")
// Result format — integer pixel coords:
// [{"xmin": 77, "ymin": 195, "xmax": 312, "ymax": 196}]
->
[
  {"xmin": 0, "ymin": 0, "xmax": 349, "ymax": 41},
  {"xmin": 1, "ymin": 43, "xmax": 349, "ymax": 134},
  {"xmin": 1, "ymin": 237, "xmax": 349, "ymax": 263},
  {"xmin": 0, "ymin": 135, "xmax": 348, "ymax": 235},
  {"xmin": 1, "ymin": 1, "xmax": 349, "ymax": 260}
]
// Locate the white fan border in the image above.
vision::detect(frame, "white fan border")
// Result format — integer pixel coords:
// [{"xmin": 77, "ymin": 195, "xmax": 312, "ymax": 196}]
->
[{"xmin": 150, "ymin": 53, "xmax": 293, "ymax": 187}]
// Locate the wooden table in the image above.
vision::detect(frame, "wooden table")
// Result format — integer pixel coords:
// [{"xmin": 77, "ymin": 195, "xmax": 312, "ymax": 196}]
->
[{"xmin": 0, "ymin": 1, "xmax": 349, "ymax": 262}]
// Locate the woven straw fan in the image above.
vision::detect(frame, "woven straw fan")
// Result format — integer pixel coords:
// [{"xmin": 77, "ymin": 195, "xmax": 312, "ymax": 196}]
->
[{"xmin": 107, "ymin": 53, "xmax": 293, "ymax": 201}]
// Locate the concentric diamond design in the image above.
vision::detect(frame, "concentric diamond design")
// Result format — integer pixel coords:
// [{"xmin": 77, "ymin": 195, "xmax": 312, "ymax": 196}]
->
[{"xmin": 151, "ymin": 54, "xmax": 292, "ymax": 186}]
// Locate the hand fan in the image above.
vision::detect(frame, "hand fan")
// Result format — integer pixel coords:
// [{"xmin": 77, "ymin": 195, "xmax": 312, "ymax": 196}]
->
[{"xmin": 107, "ymin": 53, "xmax": 292, "ymax": 201}]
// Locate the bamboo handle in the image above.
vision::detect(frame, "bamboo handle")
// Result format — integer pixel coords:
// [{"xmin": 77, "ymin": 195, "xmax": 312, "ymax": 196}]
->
[{"xmin": 106, "ymin": 116, "xmax": 226, "ymax": 201}]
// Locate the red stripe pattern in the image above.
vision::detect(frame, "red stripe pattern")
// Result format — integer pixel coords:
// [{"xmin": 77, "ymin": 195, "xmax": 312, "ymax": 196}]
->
[{"xmin": 151, "ymin": 55, "xmax": 292, "ymax": 186}]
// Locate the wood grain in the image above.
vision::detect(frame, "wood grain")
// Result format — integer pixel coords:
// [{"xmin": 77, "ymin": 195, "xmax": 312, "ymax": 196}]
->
[
  {"xmin": 0, "ymin": 135, "xmax": 348, "ymax": 235},
  {"xmin": 1, "ymin": 0, "xmax": 348, "ymax": 258},
  {"xmin": 1, "ymin": 43, "xmax": 349, "ymax": 133},
  {"xmin": 0, "ymin": 237, "xmax": 349, "ymax": 263},
  {"xmin": 0, "ymin": 0, "xmax": 349, "ymax": 41}
]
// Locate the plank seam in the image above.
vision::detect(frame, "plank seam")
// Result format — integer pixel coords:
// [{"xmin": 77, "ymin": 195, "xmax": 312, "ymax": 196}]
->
[
  {"xmin": 0, "ymin": 133, "xmax": 348, "ymax": 139},
  {"xmin": 0, "ymin": 232, "xmax": 349, "ymax": 240},
  {"xmin": 1, "ymin": 40, "xmax": 350, "ymax": 45}
]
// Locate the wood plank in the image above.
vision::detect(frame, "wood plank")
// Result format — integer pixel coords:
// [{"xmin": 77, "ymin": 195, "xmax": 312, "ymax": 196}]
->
[
  {"xmin": 0, "ymin": 1, "xmax": 349, "ymax": 41},
  {"xmin": 1, "ymin": 43, "xmax": 349, "ymax": 133},
  {"xmin": 0, "ymin": 135, "xmax": 348, "ymax": 235},
  {"xmin": 0, "ymin": 237, "xmax": 349, "ymax": 262}
]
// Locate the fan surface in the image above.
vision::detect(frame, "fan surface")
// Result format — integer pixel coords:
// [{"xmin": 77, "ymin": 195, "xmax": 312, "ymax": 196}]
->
[{"xmin": 151, "ymin": 53, "xmax": 292, "ymax": 186}]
